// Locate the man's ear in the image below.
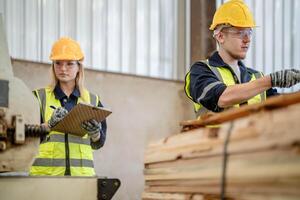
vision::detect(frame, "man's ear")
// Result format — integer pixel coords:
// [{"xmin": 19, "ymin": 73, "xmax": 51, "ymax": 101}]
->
[{"xmin": 215, "ymin": 32, "xmax": 225, "ymax": 44}]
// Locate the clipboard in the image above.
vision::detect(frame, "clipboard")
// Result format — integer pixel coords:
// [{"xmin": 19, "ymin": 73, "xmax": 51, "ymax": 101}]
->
[{"xmin": 51, "ymin": 103, "xmax": 112, "ymax": 137}]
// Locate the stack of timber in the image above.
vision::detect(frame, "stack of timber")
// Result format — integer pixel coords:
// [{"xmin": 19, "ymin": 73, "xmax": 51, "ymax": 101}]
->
[{"xmin": 143, "ymin": 92, "xmax": 300, "ymax": 200}]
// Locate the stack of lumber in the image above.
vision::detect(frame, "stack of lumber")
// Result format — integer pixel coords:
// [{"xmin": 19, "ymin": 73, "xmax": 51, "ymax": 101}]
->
[{"xmin": 143, "ymin": 92, "xmax": 300, "ymax": 200}]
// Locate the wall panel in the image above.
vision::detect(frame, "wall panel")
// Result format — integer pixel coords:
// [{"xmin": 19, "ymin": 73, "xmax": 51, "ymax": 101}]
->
[{"xmin": 0, "ymin": 0, "xmax": 185, "ymax": 80}]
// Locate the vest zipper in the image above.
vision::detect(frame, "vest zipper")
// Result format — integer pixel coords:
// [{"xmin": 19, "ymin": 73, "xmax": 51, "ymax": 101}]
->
[
  {"xmin": 64, "ymin": 133, "xmax": 71, "ymax": 175},
  {"xmin": 226, "ymin": 67, "xmax": 240, "ymax": 84}
]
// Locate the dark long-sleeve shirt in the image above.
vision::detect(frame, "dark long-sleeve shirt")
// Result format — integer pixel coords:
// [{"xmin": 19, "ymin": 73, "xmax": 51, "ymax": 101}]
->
[{"xmin": 188, "ymin": 51, "xmax": 278, "ymax": 112}]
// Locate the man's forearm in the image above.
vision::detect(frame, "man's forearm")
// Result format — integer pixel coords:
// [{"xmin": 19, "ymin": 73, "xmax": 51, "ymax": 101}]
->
[{"xmin": 218, "ymin": 76, "xmax": 272, "ymax": 108}]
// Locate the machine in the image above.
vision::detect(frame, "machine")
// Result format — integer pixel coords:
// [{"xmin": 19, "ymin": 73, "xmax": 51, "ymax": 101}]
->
[{"xmin": 0, "ymin": 14, "xmax": 120, "ymax": 200}]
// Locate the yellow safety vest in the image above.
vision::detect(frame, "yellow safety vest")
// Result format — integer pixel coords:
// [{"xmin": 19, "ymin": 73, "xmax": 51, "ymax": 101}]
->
[
  {"xmin": 185, "ymin": 60, "xmax": 266, "ymax": 117},
  {"xmin": 29, "ymin": 86, "xmax": 99, "ymax": 176}
]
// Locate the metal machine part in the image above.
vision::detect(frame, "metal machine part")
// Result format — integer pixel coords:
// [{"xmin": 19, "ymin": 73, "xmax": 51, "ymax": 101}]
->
[
  {"xmin": 0, "ymin": 111, "xmax": 49, "ymax": 151},
  {"xmin": 0, "ymin": 80, "xmax": 8, "ymax": 107},
  {"xmin": 0, "ymin": 40, "xmax": 48, "ymax": 170},
  {"xmin": 0, "ymin": 177, "xmax": 120, "ymax": 200},
  {"xmin": 0, "ymin": 13, "xmax": 43, "ymax": 172}
]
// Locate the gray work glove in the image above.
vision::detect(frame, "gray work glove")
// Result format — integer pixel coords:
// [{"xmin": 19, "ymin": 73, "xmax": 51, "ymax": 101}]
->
[
  {"xmin": 81, "ymin": 119, "xmax": 101, "ymax": 142},
  {"xmin": 48, "ymin": 107, "xmax": 68, "ymax": 128},
  {"xmin": 270, "ymin": 69, "xmax": 300, "ymax": 88}
]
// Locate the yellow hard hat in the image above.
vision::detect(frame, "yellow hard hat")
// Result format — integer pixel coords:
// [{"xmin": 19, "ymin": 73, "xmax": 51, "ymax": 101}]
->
[
  {"xmin": 50, "ymin": 37, "xmax": 84, "ymax": 61},
  {"xmin": 210, "ymin": 0, "xmax": 256, "ymax": 30}
]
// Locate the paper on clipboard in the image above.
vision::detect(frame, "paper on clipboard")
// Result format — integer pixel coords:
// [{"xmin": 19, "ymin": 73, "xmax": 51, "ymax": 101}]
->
[{"xmin": 51, "ymin": 103, "xmax": 112, "ymax": 137}]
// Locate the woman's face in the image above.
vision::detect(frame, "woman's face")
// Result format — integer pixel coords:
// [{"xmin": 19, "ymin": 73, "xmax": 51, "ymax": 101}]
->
[{"xmin": 53, "ymin": 60, "xmax": 79, "ymax": 84}]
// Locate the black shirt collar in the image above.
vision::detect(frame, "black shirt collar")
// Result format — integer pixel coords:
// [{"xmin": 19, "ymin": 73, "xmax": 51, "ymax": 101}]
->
[
  {"xmin": 54, "ymin": 84, "xmax": 80, "ymax": 100},
  {"xmin": 209, "ymin": 51, "xmax": 254, "ymax": 83},
  {"xmin": 209, "ymin": 51, "xmax": 246, "ymax": 69}
]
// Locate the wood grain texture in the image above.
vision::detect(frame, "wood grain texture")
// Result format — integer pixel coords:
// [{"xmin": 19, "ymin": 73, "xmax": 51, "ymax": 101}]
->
[
  {"xmin": 180, "ymin": 92, "xmax": 300, "ymax": 131},
  {"xmin": 143, "ymin": 93, "xmax": 300, "ymax": 200}
]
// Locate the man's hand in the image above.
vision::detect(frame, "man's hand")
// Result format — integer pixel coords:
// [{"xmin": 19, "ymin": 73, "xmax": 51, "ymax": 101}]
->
[
  {"xmin": 270, "ymin": 69, "xmax": 300, "ymax": 88},
  {"xmin": 81, "ymin": 119, "xmax": 101, "ymax": 142},
  {"xmin": 48, "ymin": 107, "xmax": 68, "ymax": 128}
]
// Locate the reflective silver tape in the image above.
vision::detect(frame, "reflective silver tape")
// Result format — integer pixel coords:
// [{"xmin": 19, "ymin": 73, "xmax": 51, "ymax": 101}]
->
[
  {"xmin": 32, "ymin": 158, "xmax": 94, "ymax": 167},
  {"xmin": 89, "ymin": 93, "xmax": 98, "ymax": 106},
  {"xmin": 47, "ymin": 134, "xmax": 90, "ymax": 145},
  {"xmin": 197, "ymin": 81, "xmax": 223, "ymax": 103},
  {"xmin": 202, "ymin": 59, "xmax": 223, "ymax": 81},
  {"xmin": 253, "ymin": 72, "xmax": 266, "ymax": 101},
  {"xmin": 36, "ymin": 89, "xmax": 46, "ymax": 122}
]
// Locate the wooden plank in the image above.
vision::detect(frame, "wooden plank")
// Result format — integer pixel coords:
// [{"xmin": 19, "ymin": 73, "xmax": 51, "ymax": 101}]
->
[
  {"xmin": 144, "ymin": 149, "xmax": 300, "ymax": 198},
  {"xmin": 145, "ymin": 104, "xmax": 300, "ymax": 164},
  {"xmin": 146, "ymin": 177, "xmax": 300, "ymax": 187},
  {"xmin": 146, "ymin": 185, "xmax": 300, "ymax": 199},
  {"xmin": 144, "ymin": 187, "xmax": 300, "ymax": 200},
  {"xmin": 142, "ymin": 192, "xmax": 223, "ymax": 200},
  {"xmin": 142, "ymin": 192, "xmax": 193, "ymax": 200},
  {"xmin": 145, "ymin": 177, "xmax": 300, "ymax": 194},
  {"xmin": 180, "ymin": 92, "xmax": 300, "ymax": 130},
  {"xmin": 145, "ymin": 149, "xmax": 300, "ymax": 181}
]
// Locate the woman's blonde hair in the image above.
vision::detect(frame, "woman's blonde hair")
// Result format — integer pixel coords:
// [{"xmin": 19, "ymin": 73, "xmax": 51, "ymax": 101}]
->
[{"xmin": 49, "ymin": 61, "xmax": 87, "ymax": 101}]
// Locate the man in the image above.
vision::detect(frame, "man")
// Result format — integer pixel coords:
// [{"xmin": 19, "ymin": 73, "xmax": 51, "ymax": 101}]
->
[{"xmin": 185, "ymin": 0, "xmax": 300, "ymax": 117}]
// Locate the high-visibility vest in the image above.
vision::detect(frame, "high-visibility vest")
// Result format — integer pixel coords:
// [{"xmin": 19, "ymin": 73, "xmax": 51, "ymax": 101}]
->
[
  {"xmin": 29, "ymin": 86, "xmax": 99, "ymax": 176},
  {"xmin": 185, "ymin": 60, "xmax": 266, "ymax": 117}
]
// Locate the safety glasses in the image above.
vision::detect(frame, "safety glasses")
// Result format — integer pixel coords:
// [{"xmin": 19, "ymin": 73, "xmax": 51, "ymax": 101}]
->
[
  {"xmin": 54, "ymin": 61, "xmax": 79, "ymax": 70},
  {"xmin": 222, "ymin": 28, "xmax": 253, "ymax": 39}
]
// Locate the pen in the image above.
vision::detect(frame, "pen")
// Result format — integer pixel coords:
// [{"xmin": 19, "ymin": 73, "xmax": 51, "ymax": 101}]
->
[{"xmin": 50, "ymin": 105, "xmax": 56, "ymax": 110}]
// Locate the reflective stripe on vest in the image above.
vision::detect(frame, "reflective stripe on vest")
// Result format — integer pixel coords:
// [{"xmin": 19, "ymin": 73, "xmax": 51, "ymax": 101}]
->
[
  {"xmin": 43, "ymin": 134, "xmax": 90, "ymax": 145},
  {"xmin": 253, "ymin": 72, "xmax": 266, "ymax": 102},
  {"xmin": 185, "ymin": 60, "xmax": 266, "ymax": 117},
  {"xmin": 89, "ymin": 93, "xmax": 98, "ymax": 107},
  {"xmin": 30, "ymin": 87, "xmax": 99, "ymax": 176},
  {"xmin": 35, "ymin": 88, "xmax": 99, "ymax": 122},
  {"xmin": 32, "ymin": 158, "xmax": 94, "ymax": 167},
  {"xmin": 34, "ymin": 89, "xmax": 46, "ymax": 123}
]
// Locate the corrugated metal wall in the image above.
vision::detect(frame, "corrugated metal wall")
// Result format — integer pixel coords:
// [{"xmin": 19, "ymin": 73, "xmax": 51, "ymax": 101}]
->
[
  {"xmin": 217, "ymin": 0, "xmax": 300, "ymax": 92},
  {"xmin": 0, "ymin": 0, "xmax": 184, "ymax": 80},
  {"xmin": 1, "ymin": 0, "xmax": 300, "ymax": 88}
]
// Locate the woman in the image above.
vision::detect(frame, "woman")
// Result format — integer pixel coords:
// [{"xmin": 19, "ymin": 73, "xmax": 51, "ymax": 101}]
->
[{"xmin": 30, "ymin": 37, "xmax": 106, "ymax": 176}]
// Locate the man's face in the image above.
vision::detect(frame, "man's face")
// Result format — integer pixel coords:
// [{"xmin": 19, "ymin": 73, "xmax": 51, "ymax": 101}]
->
[{"xmin": 218, "ymin": 27, "xmax": 252, "ymax": 60}]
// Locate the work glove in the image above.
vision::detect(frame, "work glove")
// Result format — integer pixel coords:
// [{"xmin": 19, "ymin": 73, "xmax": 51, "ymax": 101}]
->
[
  {"xmin": 81, "ymin": 119, "xmax": 101, "ymax": 142},
  {"xmin": 270, "ymin": 69, "xmax": 300, "ymax": 88},
  {"xmin": 48, "ymin": 107, "xmax": 68, "ymax": 128}
]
